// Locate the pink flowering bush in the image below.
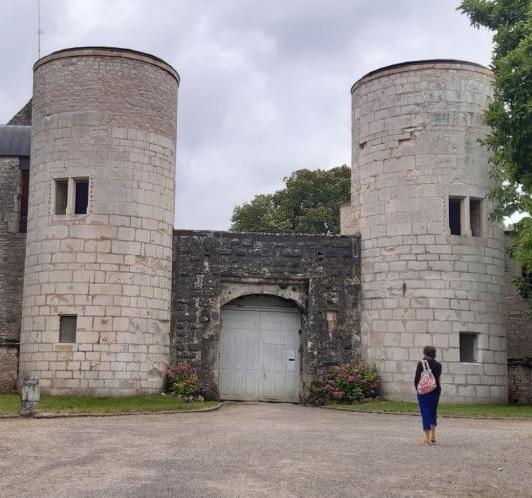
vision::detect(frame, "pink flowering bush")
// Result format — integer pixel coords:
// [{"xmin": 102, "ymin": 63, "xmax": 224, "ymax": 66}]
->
[
  {"xmin": 166, "ymin": 363, "xmax": 203, "ymax": 401},
  {"xmin": 324, "ymin": 362, "xmax": 380, "ymax": 403},
  {"xmin": 308, "ymin": 361, "xmax": 380, "ymax": 405}
]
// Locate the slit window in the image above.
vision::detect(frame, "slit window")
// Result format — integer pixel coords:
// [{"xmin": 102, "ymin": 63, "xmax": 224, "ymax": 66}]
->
[
  {"xmin": 449, "ymin": 197, "xmax": 462, "ymax": 235},
  {"xmin": 470, "ymin": 198, "xmax": 482, "ymax": 237},
  {"xmin": 54, "ymin": 179, "xmax": 68, "ymax": 215},
  {"xmin": 19, "ymin": 169, "xmax": 29, "ymax": 233},
  {"xmin": 59, "ymin": 315, "xmax": 77, "ymax": 343},
  {"xmin": 459, "ymin": 332, "xmax": 478, "ymax": 363},
  {"xmin": 74, "ymin": 179, "xmax": 89, "ymax": 214}
]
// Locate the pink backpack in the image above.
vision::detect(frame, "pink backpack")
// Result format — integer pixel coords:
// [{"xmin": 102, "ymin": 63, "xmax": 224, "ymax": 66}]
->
[{"xmin": 417, "ymin": 359, "xmax": 437, "ymax": 395}]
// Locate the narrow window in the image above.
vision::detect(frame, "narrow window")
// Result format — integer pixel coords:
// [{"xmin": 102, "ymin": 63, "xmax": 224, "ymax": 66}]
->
[
  {"xmin": 19, "ymin": 169, "xmax": 29, "ymax": 233},
  {"xmin": 74, "ymin": 178, "xmax": 89, "ymax": 214},
  {"xmin": 470, "ymin": 198, "xmax": 482, "ymax": 237},
  {"xmin": 55, "ymin": 179, "xmax": 68, "ymax": 215},
  {"xmin": 59, "ymin": 315, "xmax": 77, "ymax": 343},
  {"xmin": 459, "ymin": 332, "xmax": 478, "ymax": 362},
  {"xmin": 449, "ymin": 197, "xmax": 462, "ymax": 235}
]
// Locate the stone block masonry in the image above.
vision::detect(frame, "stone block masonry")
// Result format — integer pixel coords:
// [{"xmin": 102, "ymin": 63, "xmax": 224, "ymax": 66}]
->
[
  {"xmin": 505, "ymin": 235, "xmax": 532, "ymax": 403},
  {"xmin": 0, "ymin": 346, "xmax": 19, "ymax": 392},
  {"xmin": 508, "ymin": 358, "xmax": 532, "ymax": 404},
  {"xmin": 171, "ymin": 230, "xmax": 361, "ymax": 400},
  {"xmin": 343, "ymin": 61, "xmax": 507, "ymax": 403},
  {"xmin": 0, "ymin": 156, "xmax": 27, "ymax": 391},
  {"xmin": 18, "ymin": 48, "xmax": 179, "ymax": 395}
]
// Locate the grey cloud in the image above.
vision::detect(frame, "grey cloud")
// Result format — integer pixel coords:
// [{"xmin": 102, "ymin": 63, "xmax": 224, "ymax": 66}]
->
[{"xmin": 1, "ymin": 0, "xmax": 492, "ymax": 229}]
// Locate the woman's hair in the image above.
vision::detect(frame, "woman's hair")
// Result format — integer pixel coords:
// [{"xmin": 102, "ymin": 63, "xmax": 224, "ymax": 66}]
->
[{"xmin": 423, "ymin": 345, "xmax": 436, "ymax": 358}]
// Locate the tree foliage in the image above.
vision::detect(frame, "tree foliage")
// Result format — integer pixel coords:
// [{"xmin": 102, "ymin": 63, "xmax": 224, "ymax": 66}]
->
[
  {"xmin": 459, "ymin": 0, "xmax": 532, "ymax": 291},
  {"xmin": 230, "ymin": 165, "xmax": 351, "ymax": 234}
]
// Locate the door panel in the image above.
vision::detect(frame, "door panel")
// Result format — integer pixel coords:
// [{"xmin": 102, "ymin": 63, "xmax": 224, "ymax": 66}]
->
[
  {"xmin": 219, "ymin": 309, "xmax": 260, "ymax": 400},
  {"xmin": 220, "ymin": 301, "xmax": 301, "ymax": 402}
]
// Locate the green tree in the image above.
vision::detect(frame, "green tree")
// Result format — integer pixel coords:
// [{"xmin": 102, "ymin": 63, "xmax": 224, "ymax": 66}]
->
[
  {"xmin": 230, "ymin": 165, "xmax": 351, "ymax": 234},
  {"xmin": 459, "ymin": 0, "xmax": 532, "ymax": 295}
]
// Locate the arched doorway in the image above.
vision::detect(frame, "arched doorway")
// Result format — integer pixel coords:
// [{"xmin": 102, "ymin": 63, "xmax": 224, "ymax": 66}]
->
[{"xmin": 219, "ymin": 295, "xmax": 301, "ymax": 402}]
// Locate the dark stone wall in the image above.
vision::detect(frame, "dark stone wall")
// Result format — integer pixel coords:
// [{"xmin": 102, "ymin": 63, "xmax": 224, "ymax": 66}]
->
[
  {"xmin": 505, "ymin": 250, "xmax": 532, "ymax": 359},
  {"xmin": 0, "ymin": 346, "xmax": 19, "ymax": 392},
  {"xmin": 504, "ymin": 237, "xmax": 532, "ymax": 403},
  {"xmin": 171, "ymin": 230, "xmax": 361, "ymax": 400},
  {"xmin": 508, "ymin": 359, "xmax": 532, "ymax": 404},
  {"xmin": 0, "ymin": 156, "xmax": 26, "ymax": 392}
]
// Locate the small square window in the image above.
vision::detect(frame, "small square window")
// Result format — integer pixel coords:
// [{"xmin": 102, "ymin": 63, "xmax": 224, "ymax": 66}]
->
[
  {"xmin": 449, "ymin": 197, "xmax": 462, "ymax": 235},
  {"xmin": 470, "ymin": 198, "xmax": 482, "ymax": 237},
  {"xmin": 59, "ymin": 315, "xmax": 77, "ymax": 343},
  {"xmin": 74, "ymin": 179, "xmax": 89, "ymax": 214},
  {"xmin": 55, "ymin": 179, "xmax": 68, "ymax": 215},
  {"xmin": 459, "ymin": 332, "xmax": 478, "ymax": 363}
]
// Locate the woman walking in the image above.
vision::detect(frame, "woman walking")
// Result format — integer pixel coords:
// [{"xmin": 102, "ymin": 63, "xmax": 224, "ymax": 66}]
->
[{"xmin": 414, "ymin": 346, "xmax": 442, "ymax": 445}]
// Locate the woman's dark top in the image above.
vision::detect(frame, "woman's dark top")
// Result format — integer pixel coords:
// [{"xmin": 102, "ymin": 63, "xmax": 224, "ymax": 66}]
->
[{"xmin": 414, "ymin": 356, "xmax": 442, "ymax": 396}]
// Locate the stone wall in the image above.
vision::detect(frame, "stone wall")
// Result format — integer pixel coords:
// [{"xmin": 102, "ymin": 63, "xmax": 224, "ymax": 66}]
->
[
  {"xmin": 0, "ymin": 156, "xmax": 26, "ymax": 391},
  {"xmin": 505, "ymin": 235, "xmax": 532, "ymax": 403},
  {"xmin": 171, "ymin": 230, "xmax": 361, "ymax": 400},
  {"xmin": 0, "ymin": 157, "xmax": 26, "ymax": 343},
  {"xmin": 0, "ymin": 346, "xmax": 19, "ymax": 392},
  {"xmin": 343, "ymin": 61, "xmax": 507, "ymax": 403},
  {"xmin": 18, "ymin": 48, "xmax": 179, "ymax": 395},
  {"xmin": 505, "ymin": 242, "xmax": 532, "ymax": 359},
  {"xmin": 508, "ymin": 359, "xmax": 532, "ymax": 404}
]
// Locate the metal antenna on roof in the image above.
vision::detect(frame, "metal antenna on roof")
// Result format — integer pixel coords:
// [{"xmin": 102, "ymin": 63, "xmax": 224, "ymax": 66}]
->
[{"xmin": 37, "ymin": 0, "xmax": 42, "ymax": 59}]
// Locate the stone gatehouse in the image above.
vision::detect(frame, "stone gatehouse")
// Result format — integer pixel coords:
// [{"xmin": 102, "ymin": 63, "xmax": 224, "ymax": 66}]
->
[
  {"xmin": 0, "ymin": 47, "xmax": 531, "ymax": 403},
  {"xmin": 171, "ymin": 230, "xmax": 360, "ymax": 400}
]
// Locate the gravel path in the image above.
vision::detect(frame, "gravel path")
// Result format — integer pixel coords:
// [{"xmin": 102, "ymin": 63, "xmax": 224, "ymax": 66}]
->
[{"xmin": 1, "ymin": 402, "xmax": 531, "ymax": 497}]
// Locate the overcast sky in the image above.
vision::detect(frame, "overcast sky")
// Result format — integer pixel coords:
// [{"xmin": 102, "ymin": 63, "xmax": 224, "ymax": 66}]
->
[{"xmin": 0, "ymin": 0, "xmax": 493, "ymax": 230}]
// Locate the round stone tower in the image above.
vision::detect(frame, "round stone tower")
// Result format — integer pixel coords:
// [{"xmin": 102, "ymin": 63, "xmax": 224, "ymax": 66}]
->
[
  {"xmin": 19, "ymin": 47, "xmax": 179, "ymax": 395},
  {"xmin": 343, "ymin": 60, "xmax": 507, "ymax": 403}
]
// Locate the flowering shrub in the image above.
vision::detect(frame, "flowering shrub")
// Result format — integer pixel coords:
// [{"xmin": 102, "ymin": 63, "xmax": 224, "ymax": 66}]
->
[
  {"xmin": 166, "ymin": 363, "xmax": 203, "ymax": 401},
  {"xmin": 307, "ymin": 361, "xmax": 380, "ymax": 405},
  {"xmin": 324, "ymin": 362, "xmax": 380, "ymax": 403}
]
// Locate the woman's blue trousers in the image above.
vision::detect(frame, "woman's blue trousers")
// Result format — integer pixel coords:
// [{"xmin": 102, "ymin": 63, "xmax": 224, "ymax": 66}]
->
[{"xmin": 417, "ymin": 391, "xmax": 440, "ymax": 430}]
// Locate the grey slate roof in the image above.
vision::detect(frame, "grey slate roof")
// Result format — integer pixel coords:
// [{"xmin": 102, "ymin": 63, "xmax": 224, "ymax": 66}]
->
[{"xmin": 0, "ymin": 125, "xmax": 31, "ymax": 156}]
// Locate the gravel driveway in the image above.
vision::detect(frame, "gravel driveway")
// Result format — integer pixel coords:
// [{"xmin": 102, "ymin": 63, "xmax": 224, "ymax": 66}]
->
[{"xmin": 1, "ymin": 403, "xmax": 531, "ymax": 497}]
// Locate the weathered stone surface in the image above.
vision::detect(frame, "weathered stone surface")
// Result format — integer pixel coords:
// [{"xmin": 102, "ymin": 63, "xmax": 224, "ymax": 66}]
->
[
  {"xmin": 342, "ymin": 61, "xmax": 507, "ymax": 403},
  {"xmin": 19, "ymin": 376, "xmax": 40, "ymax": 416},
  {"xmin": 505, "ymin": 239, "xmax": 532, "ymax": 359},
  {"xmin": 0, "ymin": 346, "xmax": 19, "ymax": 392},
  {"xmin": 171, "ymin": 230, "xmax": 361, "ymax": 400},
  {"xmin": 504, "ymin": 235, "xmax": 532, "ymax": 403},
  {"xmin": 0, "ymin": 156, "xmax": 26, "ymax": 339},
  {"xmin": 18, "ymin": 48, "xmax": 179, "ymax": 395},
  {"xmin": 508, "ymin": 358, "xmax": 532, "ymax": 404},
  {"xmin": 0, "ymin": 155, "xmax": 26, "ymax": 392}
]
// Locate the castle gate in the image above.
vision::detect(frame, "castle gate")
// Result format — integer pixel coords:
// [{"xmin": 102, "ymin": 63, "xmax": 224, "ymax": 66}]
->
[{"xmin": 219, "ymin": 295, "xmax": 301, "ymax": 402}]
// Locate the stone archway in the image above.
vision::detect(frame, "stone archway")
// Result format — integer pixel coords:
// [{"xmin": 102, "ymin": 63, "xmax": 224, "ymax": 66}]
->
[
  {"xmin": 218, "ymin": 294, "xmax": 302, "ymax": 402},
  {"xmin": 220, "ymin": 279, "xmax": 307, "ymax": 311}
]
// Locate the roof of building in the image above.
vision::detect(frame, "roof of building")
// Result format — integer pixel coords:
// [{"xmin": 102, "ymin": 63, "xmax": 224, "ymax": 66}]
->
[
  {"xmin": 0, "ymin": 125, "xmax": 31, "ymax": 156},
  {"xmin": 351, "ymin": 59, "xmax": 491, "ymax": 93},
  {"xmin": 8, "ymin": 99, "xmax": 32, "ymax": 126},
  {"xmin": 34, "ymin": 46, "xmax": 180, "ymax": 83}
]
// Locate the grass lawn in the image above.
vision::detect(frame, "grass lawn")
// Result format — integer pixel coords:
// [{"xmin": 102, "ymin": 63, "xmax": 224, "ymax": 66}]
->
[
  {"xmin": 330, "ymin": 400, "xmax": 532, "ymax": 418},
  {"xmin": 0, "ymin": 393, "xmax": 220, "ymax": 417}
]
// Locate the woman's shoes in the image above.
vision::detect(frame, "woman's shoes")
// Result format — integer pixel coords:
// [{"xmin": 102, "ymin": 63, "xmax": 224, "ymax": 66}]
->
[{"xmin": 422, "ymin": 440, "xmax": 432, "ymax": 446}]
